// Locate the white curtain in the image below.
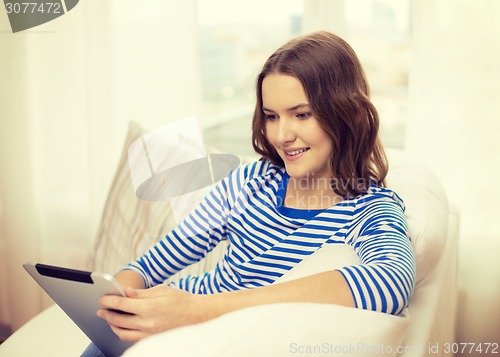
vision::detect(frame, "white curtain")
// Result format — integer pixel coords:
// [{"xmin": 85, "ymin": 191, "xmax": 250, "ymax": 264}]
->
[
  {"xmin": 407, "ymin": 0, "xmax": 500, "ymax": 345},
  {"xmin": 0, "ymin": 0, "xmax": 201, "ymax": 331}
]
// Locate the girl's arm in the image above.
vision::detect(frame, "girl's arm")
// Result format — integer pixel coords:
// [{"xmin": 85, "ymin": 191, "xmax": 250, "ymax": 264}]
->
[
  {"xmin": 120, "ymin": 173, "xmax": 235, "ymax": 288},
  {"xmin": 114, "ymin": 269, "xmax": 145, "ymax": 289},
  {"xmin": 98, "ymin": 269, "xmax": 354, "ymax": 342},
  {"xmin": 204, "ymin": 269, "xmax": 354, "ymax": 317}
]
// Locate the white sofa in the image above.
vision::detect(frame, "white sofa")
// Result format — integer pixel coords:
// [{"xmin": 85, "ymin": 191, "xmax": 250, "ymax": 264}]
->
[{"xmin": 0, "ymin": 123, "xmax": 459, "ymax": 357}]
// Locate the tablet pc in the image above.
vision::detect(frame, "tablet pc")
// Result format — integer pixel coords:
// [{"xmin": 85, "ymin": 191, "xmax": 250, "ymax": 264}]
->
[{"xmin": 24, "ymin": 263, "xmax": 134, "ymax": 357}]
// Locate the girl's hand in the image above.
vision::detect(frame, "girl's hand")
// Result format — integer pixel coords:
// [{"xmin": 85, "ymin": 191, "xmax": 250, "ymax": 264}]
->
[{"xmin": 97, "ymin": 285, "xmax": 206, "ymax": 341}]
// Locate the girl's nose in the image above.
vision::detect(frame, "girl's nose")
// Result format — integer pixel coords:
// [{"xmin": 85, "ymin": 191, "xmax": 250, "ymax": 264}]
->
[{"xmin": 276, "ymin": 119, "xmax": 297, "ymax": 144}]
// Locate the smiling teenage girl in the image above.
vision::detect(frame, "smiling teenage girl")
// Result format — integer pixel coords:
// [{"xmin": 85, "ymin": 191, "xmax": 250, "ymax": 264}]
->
[{"xmin": 83, "ymin": 31, "xmax": 415, "ymax": 355}]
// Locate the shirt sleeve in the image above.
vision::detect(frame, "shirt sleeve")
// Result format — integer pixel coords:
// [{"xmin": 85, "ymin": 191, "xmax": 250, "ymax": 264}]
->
[
  {"xmin": 122, "ymin": 171, "xmax": 236, "ymax": 288},
  {"xmin": 337, "ymin": 192, "xmax": 416, "ymax": 315}
]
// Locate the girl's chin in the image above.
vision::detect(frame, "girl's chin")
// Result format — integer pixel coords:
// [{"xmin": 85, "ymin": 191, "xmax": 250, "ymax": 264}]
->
[
  {"xmin": 285, "ymin": 168, "xmax": 313, "ymax": 180},
  {"xmin": 285, "ymin": 166, "xmax": 330, "ymax": 181}
]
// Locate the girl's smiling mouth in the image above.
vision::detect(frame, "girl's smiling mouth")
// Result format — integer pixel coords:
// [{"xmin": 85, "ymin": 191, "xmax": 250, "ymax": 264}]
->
[{"xmin": 283, "ymin": 147, "xmax": 310, "ymax": 159}]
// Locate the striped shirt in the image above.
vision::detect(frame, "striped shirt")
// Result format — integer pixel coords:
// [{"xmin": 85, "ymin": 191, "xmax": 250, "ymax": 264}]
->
[{"xmin": 125, "ymin": 159, "xmax": 416, "ymax": 315}]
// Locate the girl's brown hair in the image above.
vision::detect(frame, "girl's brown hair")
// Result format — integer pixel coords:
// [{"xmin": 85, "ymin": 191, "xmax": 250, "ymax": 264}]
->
[{"xmin": 252, "ymin": 31, "xmax": 388, "ymax": 198}]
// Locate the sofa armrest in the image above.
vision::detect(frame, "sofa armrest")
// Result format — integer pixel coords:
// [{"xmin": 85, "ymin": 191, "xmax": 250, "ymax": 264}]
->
[{"xmin": 0, "ymin": 305, "xmax": 89, "ymax": 357}]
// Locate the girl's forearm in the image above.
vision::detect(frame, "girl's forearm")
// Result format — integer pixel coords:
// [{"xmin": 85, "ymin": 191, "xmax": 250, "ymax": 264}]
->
[
  {"xmin": 114, "ymin": 269, "xmax": 146, "ymax": 289},
  {"xmin": 201, "ymin": 270, "xmax": 355, "ymax": 321}
]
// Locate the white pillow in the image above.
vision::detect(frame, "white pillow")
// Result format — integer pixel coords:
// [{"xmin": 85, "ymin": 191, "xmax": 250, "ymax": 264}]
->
[{"xmin": 123, "ymin": 303, "xmax": 410, "ymax": 357}]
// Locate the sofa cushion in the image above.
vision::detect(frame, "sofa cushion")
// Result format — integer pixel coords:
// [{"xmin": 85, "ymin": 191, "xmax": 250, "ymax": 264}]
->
[{"xmin": 89, "ymin": 122, "xmax": 177, "ymax": 274}]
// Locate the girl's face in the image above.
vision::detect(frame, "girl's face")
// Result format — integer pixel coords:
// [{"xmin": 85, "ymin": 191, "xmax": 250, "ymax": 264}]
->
[{"xmin": 262, "ymin": 73, "xmax": 333, "ymax": 182}]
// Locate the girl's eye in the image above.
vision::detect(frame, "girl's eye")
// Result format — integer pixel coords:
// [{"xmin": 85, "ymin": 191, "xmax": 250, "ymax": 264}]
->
[
  {"xmin": 296, "ymin": 112, "xmax": 312, "ymax": 119},
  {"xmin": 265, "ymin": 114, "xmax": 278, "ymax": 121}
]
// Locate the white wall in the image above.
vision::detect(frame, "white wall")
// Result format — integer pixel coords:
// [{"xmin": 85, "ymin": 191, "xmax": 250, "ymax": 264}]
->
[
  {"xmin": 407, "ymin": 0, "xmax": 500, "ymax": 349},
  {"xmin": 0, "ymin": 0, "xmax": 201, "ymax": 330}
]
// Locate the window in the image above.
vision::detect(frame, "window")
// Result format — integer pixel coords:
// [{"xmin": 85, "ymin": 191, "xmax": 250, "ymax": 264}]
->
[
  {"xmin": 198, "ymin": 0, "xmax": 304, "ymax": 155},
  {"xmin": 198, "ymin": 0, "xmax": 412, "ymax": 154},
  {"xmin": 345, "ymin": 0, "xmax": 412, "ymax": 148}
]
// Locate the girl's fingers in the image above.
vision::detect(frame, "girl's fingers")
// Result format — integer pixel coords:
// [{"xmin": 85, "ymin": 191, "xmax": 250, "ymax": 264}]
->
[
  {"xmin": 99, "ymin": 294, "xmax": 143, "ymax": 315},
  {"xmin": 108, "ymin": 323, "xmax": 149, "ymax": 342},
  {"xmin": 124, "ymin": 287, "xmax": 139, "ymax": 298},
  {"xmin": 97, "ymin": 308, "xmax": 143, "ymax": 331}
]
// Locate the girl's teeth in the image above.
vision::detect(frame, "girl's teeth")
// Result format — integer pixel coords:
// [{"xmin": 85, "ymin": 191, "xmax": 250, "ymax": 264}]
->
[{"xmin": 288, "ymin": 149, "xmax": 307, "ymax": 156}]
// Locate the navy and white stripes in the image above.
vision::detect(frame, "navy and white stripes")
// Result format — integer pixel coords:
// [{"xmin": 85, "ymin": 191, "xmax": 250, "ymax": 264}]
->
[{"xmin": 125, "ymin": 159, "xmax": 416, "ymax": 315}]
